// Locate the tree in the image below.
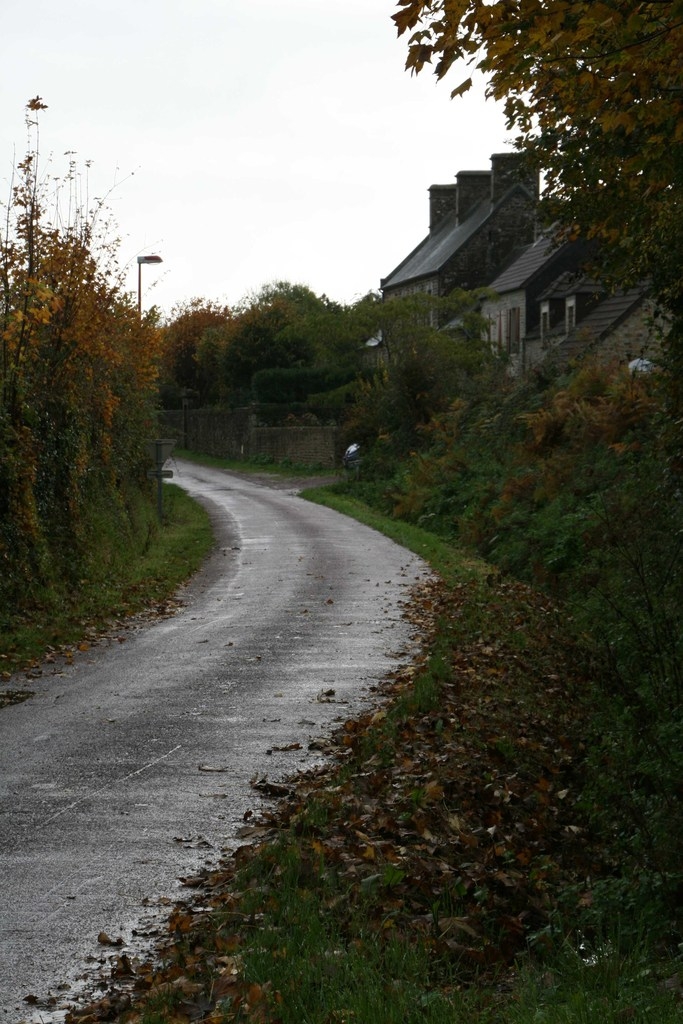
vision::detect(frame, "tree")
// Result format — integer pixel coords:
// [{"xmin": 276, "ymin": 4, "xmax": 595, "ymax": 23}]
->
[
  {"xmin": 217, "ymin": 282, "xmax": 327, "ymax": 400},
  {"xmin": 167, "ymin": 283, "xmax": 367, "ymax": 409},
  {"xmin": 343, "ymin": 289, "xmax": 496, "ymax": 464},
  {"xmin": 1, "ymin": 99, "xmax": 161, "ymax": 612},
  {"xmin": 160, "ymin": 299, "xmax": 231, "ymax": 406},
  {"xmin": 393, "ymin": 2, "xmax": 683, "ymax": 319}
]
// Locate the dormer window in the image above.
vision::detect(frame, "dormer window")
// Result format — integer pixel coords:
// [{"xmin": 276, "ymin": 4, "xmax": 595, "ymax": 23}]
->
[
  {"xmin": 540, "ymin": 301, "xmax": 550, "ymax": 347},
  {"xmin": 566, "ymin": 298, "xmax": 576, "ymax": 333}
]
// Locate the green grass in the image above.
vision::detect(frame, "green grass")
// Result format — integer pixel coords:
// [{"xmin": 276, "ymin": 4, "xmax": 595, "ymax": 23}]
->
[
  {"xmin": 303, "ymin": 486, "xmax": 489, "ymax": 587},
  {"xmin": 507, "ymin": 940, "xmax": 683, "ymax": 1024},
  {"xmin": 33, "ymin": 448, "xmax": 679, "ymax": 1023},
  {"xmin": 235, "ymin": 858, "xmax": 490, "ymax": 1024},
  {"xmin": 228, "ymin": 861, "xmax": 681, "ymax": 1024},
  {"xmin": 173, "ymin": 447, "xmax": 337, "ymax": 477},
  {"xmin": 0, "ymin": 483, "xmax": 213, "ymax": 680}
]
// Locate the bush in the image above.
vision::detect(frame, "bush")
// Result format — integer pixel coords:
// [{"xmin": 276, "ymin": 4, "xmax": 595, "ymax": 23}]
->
[
  {"xmin": 251, "ymin": 365, "xmax": 352, "ymax": 404},
  {"xmin": 0, "ymin": 101, "xmax": 161, "ymax": 624},
  {"xmin": 347, "ymin": 352, "xmax": 683, "ymax": 930}
]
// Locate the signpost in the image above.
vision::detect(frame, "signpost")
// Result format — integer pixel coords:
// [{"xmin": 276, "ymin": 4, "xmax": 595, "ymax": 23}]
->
[{"xmin": 146, "ymin": 439, "xmax": 176, "ymax": 521}]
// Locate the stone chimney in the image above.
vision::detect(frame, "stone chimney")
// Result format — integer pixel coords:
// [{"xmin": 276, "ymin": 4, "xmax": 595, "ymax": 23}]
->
[
  {"xmin": 428, "ymin": 184, "xmax": 458, "ymax": 232},
  {"xmin": 456, "ymin": 170, "xmax": 491, "ymax": 223},
  {"xmin": 490, "ymin": 152, "xmax": 539, "ymax": 205}
]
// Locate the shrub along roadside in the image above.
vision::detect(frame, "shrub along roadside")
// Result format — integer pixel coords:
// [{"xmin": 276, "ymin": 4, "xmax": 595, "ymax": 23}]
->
[
  {"xmin": 0, "ymin": 483, "xmax": 213, "ymax": 695},
  {"xmin": 0, "ymin": 100, "xmax": 177, "ymax": 714},
  {"xmin": 172, "ymin": 447, "xmax": 338, "ymax": 478},
  {"xmin": 333, "ymin": 355, "xmax": 683, "ymax": 939},
  {"xmin": 62, "ymin": 484, "xmax": 681, "ymax": 1024}
]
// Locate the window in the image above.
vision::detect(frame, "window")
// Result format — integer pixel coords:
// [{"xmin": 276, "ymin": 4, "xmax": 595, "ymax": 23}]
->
[
  {"xmin": 566, "ymin": 299, "xmax": 576, "ymax": 333},
  {"xmin": 540, "ymin": 303, "xmax": 550, "ymax": 347},
  {"xmin": 507, "ymin": 307, "xmax": 521, "ymax": 353}
]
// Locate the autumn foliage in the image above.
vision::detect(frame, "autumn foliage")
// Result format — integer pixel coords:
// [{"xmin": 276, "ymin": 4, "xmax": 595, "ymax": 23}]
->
[
  {"xmin": 160, "ymin": 283, "xmax": 370, "ymax": 411},
  {"xmin": 63, "ymin": 575, "xmax": 604, "ymax": 1023},
  {"xmin": 159, "ymin": 298, "xmax": 232, "ymax": 406},
  {"xmin": 394, "ymin": 2, "xmax": 683, "ymax": 329},
  {"xmin": 64, "ymin": 561, "xmax": 683, "ymax": 1022},
  {"xmin": 0, "ymin": 101, "xmax": 161, "ymax": 619}
]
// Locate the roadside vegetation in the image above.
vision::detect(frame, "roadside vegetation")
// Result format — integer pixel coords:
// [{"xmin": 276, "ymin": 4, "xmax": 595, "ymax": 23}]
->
[
  {"xmin": 0, "ymin": 483, "xmax": 212, "ymax": 700},
  {"xmin": 5, "ymin": 3, "xmax": 683, "ymax": 1016},
  {"xmin": 76, "ymin": 51, "xmax": 682, "ymax": 1012},
  {"xmin": 62, "ymin": 311, "xmax": 683, "ymax": 1023},
  {"xmin": 173, "ymin": 448, "xmax": 337, "ymax": 479},
  {"xmin": 28, "ymin": 314, "xmax": 681, "ymax": 1021},
  {"xmin": 0, "ymin": 102, "xmax": 213, "ymax": 695},
  {"xmin": 65, "ymin": 477, "xmax": 682, "ymax": 1024}
]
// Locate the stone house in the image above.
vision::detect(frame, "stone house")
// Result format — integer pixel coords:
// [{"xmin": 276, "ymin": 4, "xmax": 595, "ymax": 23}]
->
[
  {"xmin": 480, "ymin": 233, "xmax": 590, "ymax": 365},
  {"xmin": 536, "ymin": 275, "xmax": 654, "ymax": 366},
  {"xmin": 380, "ymin": 153, "xmax": 540, "ymax": 301},
  {"xmin": 482, "ymin": 235, "xmax": 659, "ymax": 375}
]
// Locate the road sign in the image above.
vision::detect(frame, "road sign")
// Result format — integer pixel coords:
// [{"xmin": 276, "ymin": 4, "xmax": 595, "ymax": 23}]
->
[
  {"xmin": 146, "ymin": 439, "xmax": 176, "ymax": 465},
  {"xmin": 146, "ymin": 438, "xmax": 177, "ymax": 520}
]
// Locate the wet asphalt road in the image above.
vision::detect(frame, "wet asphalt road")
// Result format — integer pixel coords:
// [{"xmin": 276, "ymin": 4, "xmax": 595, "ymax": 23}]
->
[{"xmin": 0, "ymin": 460, "xmax": 429, "ymax": 1021}]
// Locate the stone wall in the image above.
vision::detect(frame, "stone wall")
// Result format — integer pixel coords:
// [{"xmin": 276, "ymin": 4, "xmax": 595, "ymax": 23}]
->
[
  {"xmin": 441, "ymin": 190, "xmax": 538, "ymax": 293},
  {"xmin": 521, "ymin": 300, "xmax": 663, "ymax": 373},
  {"xmin": 593, "ymin": 301, "xmax": 663, "ymax": 366},
  {"xmin": 161, "ymin": 408, "xmax": 341, "ymax": 468}
]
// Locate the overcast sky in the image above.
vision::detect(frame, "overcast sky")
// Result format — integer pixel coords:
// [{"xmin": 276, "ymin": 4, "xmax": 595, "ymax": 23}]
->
[{"xmin": 3, "ymin": 0, "xmax": 511, "ymax": 317}]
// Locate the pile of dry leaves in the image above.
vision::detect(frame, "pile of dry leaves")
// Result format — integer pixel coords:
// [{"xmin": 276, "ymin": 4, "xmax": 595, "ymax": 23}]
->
[{"xmin": 65, "ymin": 573, "xmax": 607, "ymax": 1023}]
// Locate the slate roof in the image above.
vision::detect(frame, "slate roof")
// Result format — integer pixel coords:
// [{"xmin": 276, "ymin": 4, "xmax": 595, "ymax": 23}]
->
[
  {"xmin": 538, "ymin": 273, "xmax": 603, "ymax": 301},
  {"xmin": 488, "ymin": 234, "xmax": 561, "ymax": 292},
  {"xmin": 561, "ymin": 287, "xmax": 647, "ymax": 353},
  {"xmin": 381, "ymin": 198, "xmax": 492, "ymax": 289},
  {"xmin": 524, "ymin": 285, "xmax": 648, "ymax": 354}
]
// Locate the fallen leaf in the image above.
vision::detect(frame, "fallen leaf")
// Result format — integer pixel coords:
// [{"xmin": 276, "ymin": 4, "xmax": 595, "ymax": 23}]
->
[{"xmin": 250, "ymin": 775, "xmax": 292, "ymax": 798}]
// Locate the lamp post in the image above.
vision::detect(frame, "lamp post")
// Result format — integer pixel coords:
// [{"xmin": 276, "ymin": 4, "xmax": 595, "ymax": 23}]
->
[{"xmin": 137, "ymin": 254, "xmax": 163, "ymax": 315}]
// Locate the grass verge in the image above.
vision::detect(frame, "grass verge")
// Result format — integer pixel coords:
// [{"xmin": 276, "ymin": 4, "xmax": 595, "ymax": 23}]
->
[
  {"xmin": 0, "ymin": 483, "xmax": 213, "ymax": 693},
  {"xmin": 172, "ymin": 448, "xmax": 338, "ymax": 478},
  {"xmin": 61, "ymin": 479, "xmax": 681, "ymax": 1023},
  {"xmin": 303, "ymin": 485, "xmax": 488, "ymax": 586}
]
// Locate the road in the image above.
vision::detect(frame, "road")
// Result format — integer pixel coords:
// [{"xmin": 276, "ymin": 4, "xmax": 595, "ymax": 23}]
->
[{"xmin": 0, "ymin": 460, "xmax": 429, "ymax": 1021}]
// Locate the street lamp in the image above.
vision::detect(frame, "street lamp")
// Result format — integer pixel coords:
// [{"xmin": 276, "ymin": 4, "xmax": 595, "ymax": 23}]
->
[{"xmin": 137, "ymin": 254, "xmax": 163, "ymax": 315}]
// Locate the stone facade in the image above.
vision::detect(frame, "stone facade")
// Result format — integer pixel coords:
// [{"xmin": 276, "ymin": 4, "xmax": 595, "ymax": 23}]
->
[
  {"xmin": 381, "ymin": 153, "xmax": 540, "ymax": 299},
  {"xmin": 562, "ymin": 300, "xmax": 662, "ymax": 369},
  {"xmin": 442, "ymin": 190, "xmax": 538, "ymax": 293},
  {"xmin": 481, "ymin": 235, "xmax": 591, "ymax": 370},
  {"xmin": 481, "ymin": 233, "xmax": 661, "ymax": 376},
  {"xmin": 482, "ymin": 287, "xmax": 528, "ymax": 356},
  {"xmin": 161, "ymin": 408, "xmax": 340, "ymax": 468}
]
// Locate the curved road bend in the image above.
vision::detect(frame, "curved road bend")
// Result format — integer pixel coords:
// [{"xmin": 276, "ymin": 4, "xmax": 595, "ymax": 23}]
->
[{"xmin": 0, "ymin": 459, "xmax": 430, "ymax": 1021}]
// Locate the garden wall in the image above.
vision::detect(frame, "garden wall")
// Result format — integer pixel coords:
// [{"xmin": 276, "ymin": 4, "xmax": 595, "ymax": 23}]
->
[{"xmin": 160, "ymin": 409, "xmax": 341, "ymax": 468}]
